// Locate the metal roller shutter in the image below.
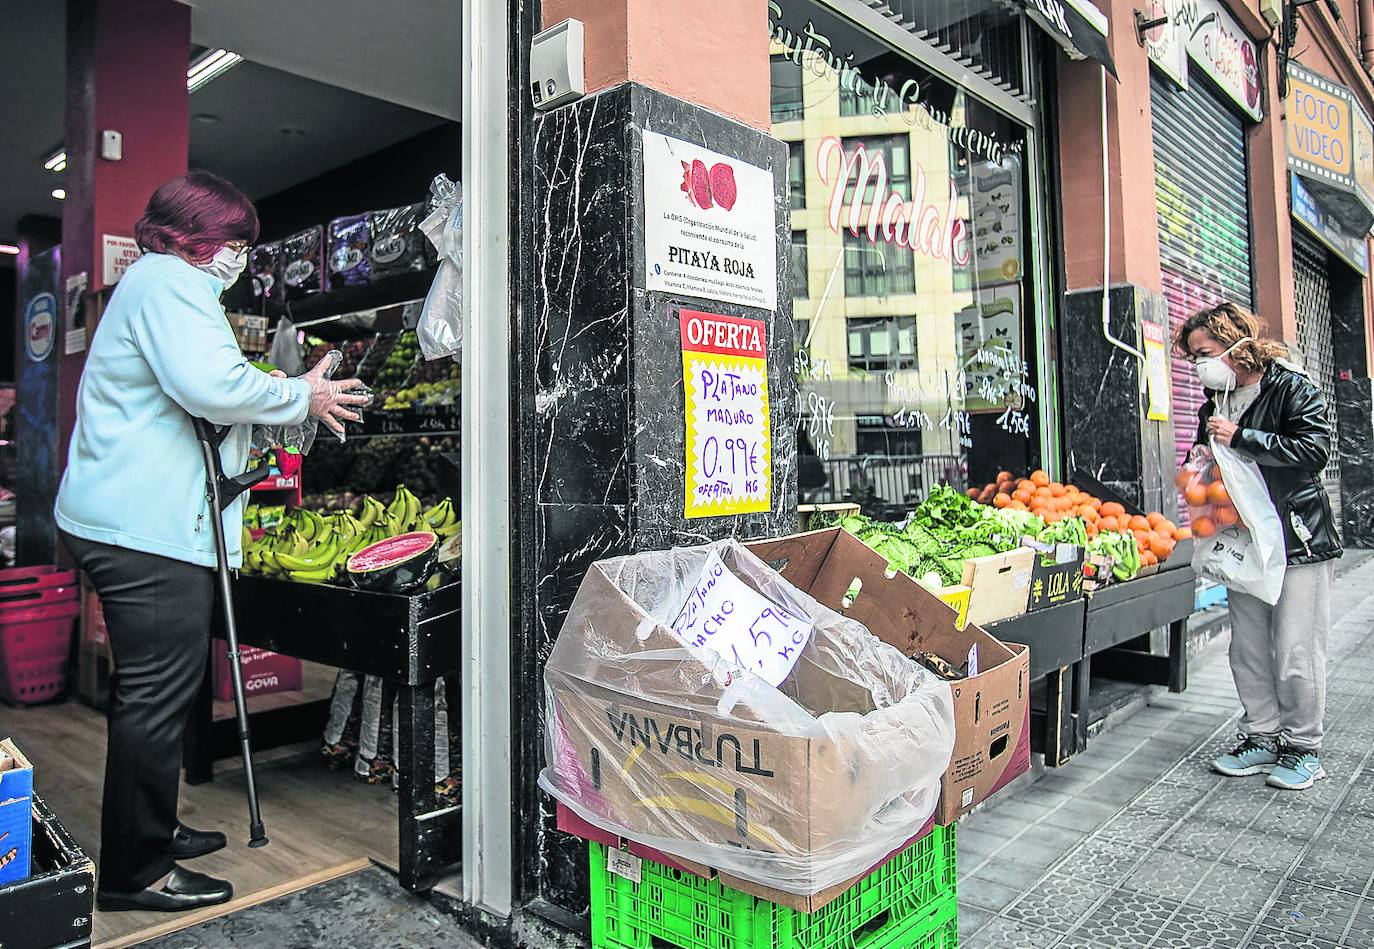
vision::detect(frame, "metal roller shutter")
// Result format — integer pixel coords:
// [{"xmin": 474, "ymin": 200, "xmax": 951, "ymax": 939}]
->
[
  {"xmin": 1151, "ymin": 70, "xmax": 1254, "ymax": 470},
  {"xmin": 1292, "ymin": 230, "xmax": 1343, "ymax": 537}
]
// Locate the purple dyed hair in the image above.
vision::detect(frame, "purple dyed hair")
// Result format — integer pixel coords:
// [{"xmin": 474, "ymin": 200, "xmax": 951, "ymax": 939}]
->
[{"xmin": 133, "ymin": 171, "xmax": 259, "ymax": 262}]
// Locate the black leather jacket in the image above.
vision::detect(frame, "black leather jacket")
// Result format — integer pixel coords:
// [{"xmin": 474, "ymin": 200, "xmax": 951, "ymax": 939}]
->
[{"xmin": 1195, "ymin": 363, "xmax": 1342, "ymax": 566}]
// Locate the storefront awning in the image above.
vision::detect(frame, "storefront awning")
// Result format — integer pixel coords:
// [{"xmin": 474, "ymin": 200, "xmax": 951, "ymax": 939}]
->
[
  {"xmin": 1286, "ymin": 63, "xmax": 1374, "ymax": 237},
  {"xmin": 1013, "ymin": 0, "xmax": 1118, "ymax": 78}
]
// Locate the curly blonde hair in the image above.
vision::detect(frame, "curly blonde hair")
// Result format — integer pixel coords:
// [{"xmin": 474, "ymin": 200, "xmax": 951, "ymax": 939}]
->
[{"xmin": 1174, "ymin": 302, "xmax": 1288, "ymax": 374}]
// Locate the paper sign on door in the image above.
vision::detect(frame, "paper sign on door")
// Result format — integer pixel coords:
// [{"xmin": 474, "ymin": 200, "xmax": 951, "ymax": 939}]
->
[
  {"xmin": 670, "ymin": 549, "xmax": 812, "ymax": 687},
  {"xmin": 681, "ymin": 309, "xmax": 771, "ymax": 518}
]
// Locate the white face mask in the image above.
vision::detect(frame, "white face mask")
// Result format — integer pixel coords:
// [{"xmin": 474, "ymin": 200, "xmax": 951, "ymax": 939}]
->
[
  {"xmin": 1193, "ymin": 336, "xmax": 1251, "ymax": 392},
  {"xmin": 199, "ymin": 245, "xmax": 249, "ymax": 287}
]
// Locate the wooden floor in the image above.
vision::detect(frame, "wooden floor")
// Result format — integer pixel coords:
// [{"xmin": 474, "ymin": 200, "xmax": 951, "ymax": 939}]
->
[{"xmin": 0, "ymin": 677, "xmax": 398, "ymax": 947}]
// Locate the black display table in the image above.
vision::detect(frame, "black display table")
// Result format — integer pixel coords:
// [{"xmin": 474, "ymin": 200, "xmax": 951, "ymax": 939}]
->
[
  {"xmin": 187, "ymin": 576, "xmax": 461, "ymax": 892},
  {"xmin": 988, "ymin": 564, "xmax": 1196, "ymax": 767}
]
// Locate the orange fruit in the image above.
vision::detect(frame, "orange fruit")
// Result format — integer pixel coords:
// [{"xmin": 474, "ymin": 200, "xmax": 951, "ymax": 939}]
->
[
  {"xmin": 1135, "ymin": 531, "xmax": 1151, "ymax": 552},
  {"xmin": 1149, "ymin": 536, "xmax": 1173, "ymax": 560},
  {"xmin": 1147, "ymin": 512, "xmax": 1166, "ymax": 528},
  {"xmin": 1085, "ymin": 522, "xmax": 1099, "ymax": 538},
  {"xmin": 1079, "ymin": 505, "xmax": 1098, "ymax": 521},
  {"xmin": 1009, "ymin": 499, "xmax": 1027, "ymax": 511},
  {"xmin": 1129, "ymin": 515, "xmax": 1151, "ymax": 533},
  {"xmin": 1050, "ymin": 483, "xmax": 1066, "ymax": 497},
  {"xmin": 997, "ymin": 471, "xmax": 1014, "ymax": 484},
  {"xmin": 1158, "ymin": 520, "xmax": 1177, "ymax": 537},
  {"xmin": 1184, "ymin": 484, "xmax": 1208, "ymax": 507},
  {"xmin": 1143, "ymin": 550, "xmax": 1159, "ymax": 566},
  {"xmin": 1031, "ymin": 469, "xmax": 1050, "ymax": 487},
  {"xmin": 1036, "ymin": 485, "xmax": 1053, "ymax": 497},
  {"xmin": 1207, "ymin": 481, "xmax": 1230, "ymax": 505},
  {"xmin": 1192, "ymin": 516, "xmax": 1217, "ymax": 538},
  {"xmin": 994, "ymin": 493, "xmax": 1011, "ymax": 509},
  {"xmin": 1175, "ymin": 526, "xmax": 1192, "ymax": 540},
  {"xmin": 1175, "ymin": 469, "xmax": 1193, "ymax": 490},
  {"xmin": 1099, "ymin": 516, "xmax": 1119, "ymax": 532},
  {"xmin": 1101, "ymin": 502, "xmax": 1125, "ymax": 518},
  {"xmin": 1216, "ymin": 505, "xmax": 1240, "ymax": 527}
]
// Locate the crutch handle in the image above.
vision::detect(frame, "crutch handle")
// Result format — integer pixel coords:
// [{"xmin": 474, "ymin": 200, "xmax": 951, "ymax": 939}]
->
[{"xmin": 191, "ymin": 418, "xmax": 272, "ymax": 511}]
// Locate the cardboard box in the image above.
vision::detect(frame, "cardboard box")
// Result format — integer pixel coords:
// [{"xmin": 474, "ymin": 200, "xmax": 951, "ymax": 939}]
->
[
  {"xmin": 1026, "ymin": 543, "xmax": 1085, "ymax": 613},
  {"xmin": 213, "ymin": 642, "xmax": 302, "ymax": 703},
  {"xmin": 0, "ymin": 740, "xmax": 33, "ymax": 886},
  {"xmin": 747, "ymin": 529, "xmax": 1031, "ymax": 825},
  {"xmin": 961, "ymin": 548, "xmax": 1034, "ymax": 627}
]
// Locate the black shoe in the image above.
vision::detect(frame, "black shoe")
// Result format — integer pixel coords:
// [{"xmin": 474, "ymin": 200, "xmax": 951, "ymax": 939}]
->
[
  {"xmin": 97, "ymin": 866, "xmax": 234, "ymax": 912},
  {"xmin": 169, "ymin": 823, "xmax": 227, "ymax": 860}
]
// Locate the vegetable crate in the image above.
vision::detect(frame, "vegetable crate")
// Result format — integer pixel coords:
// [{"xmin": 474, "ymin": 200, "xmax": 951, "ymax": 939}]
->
[{"xmin": 589, "ymin": 825, "xmax": 957, "ymax": 949}]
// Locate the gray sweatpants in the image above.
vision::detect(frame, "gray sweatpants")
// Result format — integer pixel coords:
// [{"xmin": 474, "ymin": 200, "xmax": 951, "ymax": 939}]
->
[{"xmin": 1227, "ymin": 559, "xmax": 1334, "ymax": 750}]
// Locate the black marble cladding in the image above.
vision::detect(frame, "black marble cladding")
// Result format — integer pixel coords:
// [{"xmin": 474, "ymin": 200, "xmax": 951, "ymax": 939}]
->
[
  {"xmin": 1061, "ymin": 284, "xmax": 1177, "ymax": 515},
  {"xmin": 1335, "ymin": 378, "xmax": 1374, "ymax": 547},
  {"xmin": 526, "ymin": 83, "xmax": 798, "ymax": 914}
]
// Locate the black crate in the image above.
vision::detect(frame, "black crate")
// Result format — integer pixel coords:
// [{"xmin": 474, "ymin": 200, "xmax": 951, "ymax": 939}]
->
[{"xmin": 0, "ymin": 794, "xmax": 94, "ymax": 949}]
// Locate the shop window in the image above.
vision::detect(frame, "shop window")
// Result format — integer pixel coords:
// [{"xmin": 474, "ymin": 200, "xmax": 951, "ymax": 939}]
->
[
  {"xmin": 771, "ymin": 55, "xmax": 804, "ymax": 123},
  {"xmin": 794, "ymin": 318, "xmax": 811, "ymax": 352},
  {"xmin": 769, "ymin": 0, "xmax": 1041, "ymax": 509},
  {"xmin": 791, "ymin": 230, "xmax": 809, "ymax": 298},
  {"xmin": 788, "ymin": 141, "xmax": 806, "ymax": 210},
  {"xmin": 847, "ymin": 316, "xmax": 917, "ymax": 372},
  {"xmin": 841, "ymin": 135, "xmax": 911, "ymax": 204},
  {"xmin": 844, "ymin": 231, "xmax": 915, "ymax": 297}
]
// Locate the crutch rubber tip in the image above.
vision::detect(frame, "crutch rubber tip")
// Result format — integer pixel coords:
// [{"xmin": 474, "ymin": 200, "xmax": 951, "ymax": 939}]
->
[{"xmin": 249, "ymin": 836, "xmax": 269, "ymax": 848}]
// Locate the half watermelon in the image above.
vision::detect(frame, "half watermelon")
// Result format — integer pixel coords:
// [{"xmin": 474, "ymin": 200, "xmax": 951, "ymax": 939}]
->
[{"xmin": 346, "ymin": 531, "xmax": 439, "ymax": 593}]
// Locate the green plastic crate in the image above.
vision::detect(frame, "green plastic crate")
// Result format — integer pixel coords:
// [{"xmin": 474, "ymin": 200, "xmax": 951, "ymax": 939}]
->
[{"xmin": 589, "ymin": 824, "xmax": 957, "ymax": 949}]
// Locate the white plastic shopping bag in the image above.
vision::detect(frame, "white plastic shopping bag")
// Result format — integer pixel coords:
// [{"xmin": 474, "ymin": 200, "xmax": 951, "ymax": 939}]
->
[{"xmin": 1190, "ymin": 441, "xmax": 1286, "ymax": 604}]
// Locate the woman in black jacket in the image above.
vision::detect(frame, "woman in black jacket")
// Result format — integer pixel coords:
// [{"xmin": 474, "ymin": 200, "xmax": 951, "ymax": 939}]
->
[{"xmin": 1178, "ymin": 302, "xmax": 1341, "ymax": 791}]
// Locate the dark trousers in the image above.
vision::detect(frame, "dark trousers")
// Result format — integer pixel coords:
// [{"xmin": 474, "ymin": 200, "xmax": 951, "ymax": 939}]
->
[{"xmin": 61, "ymin": 532, "xmax": 213, "ymax": 892}]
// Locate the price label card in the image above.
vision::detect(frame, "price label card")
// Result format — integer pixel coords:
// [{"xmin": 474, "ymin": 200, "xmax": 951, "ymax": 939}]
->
[
  {"xmin": 606, "ymin": 848, "xmax": 642, "ymax": 884},
  {"xmin": 681, "ymin": 309, "xmax": 771, "ymax": 518},
  {"xmin": 671, "ymin": 549, "xmax": 812, "ymax": 687}
]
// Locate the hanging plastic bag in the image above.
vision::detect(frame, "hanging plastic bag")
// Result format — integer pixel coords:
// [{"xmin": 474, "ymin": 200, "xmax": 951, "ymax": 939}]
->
[
  {"xmin": 1185, "ymin": 442, "xmax": 1286, "ymax": 604},
  {"xmin": 268, "ymin": 315, "xmax": 304, "ymax": 377},
  {"xmin": 539, "ymin": 538, "xmax": 955, "ymax": 896},
  {"xmin": 417, "ymin": 175, "xmax": 463, "ymax": 361}
]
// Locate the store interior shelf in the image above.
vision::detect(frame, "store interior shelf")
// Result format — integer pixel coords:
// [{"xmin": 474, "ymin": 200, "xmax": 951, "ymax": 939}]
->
[{"xmin": 266, "ymin": 271, "xmax": 434, "ymax": 333}]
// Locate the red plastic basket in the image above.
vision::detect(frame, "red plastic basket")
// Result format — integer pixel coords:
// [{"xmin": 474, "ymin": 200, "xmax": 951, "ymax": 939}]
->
[
  {"xmin": 0, "ymin": 599, "xmax": 81, "ymax": 705},
  {"xmin": 0, "ymin": 566, "xmax": 78, "ymax": 600}
]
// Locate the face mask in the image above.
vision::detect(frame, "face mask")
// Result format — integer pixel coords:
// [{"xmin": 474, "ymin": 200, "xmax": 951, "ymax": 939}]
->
[
  {"xmin": 199, "ymin": 245, "xmax": 249, "ymax": 287},
  {"xmin": 1193, "ymin": 337, "xmax": 1251, "ymax": 392}
]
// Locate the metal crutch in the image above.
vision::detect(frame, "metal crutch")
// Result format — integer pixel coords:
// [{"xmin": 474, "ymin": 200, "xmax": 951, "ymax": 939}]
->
[{"xmin": 192, "ymin": 417, "xmax": 270, "ymax": 848}]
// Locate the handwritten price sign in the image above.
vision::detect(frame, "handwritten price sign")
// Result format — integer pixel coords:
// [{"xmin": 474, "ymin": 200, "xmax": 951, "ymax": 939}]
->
[
  {"xmin": 681, "ymin": 310, "xmax": 771, "ymax": 518},
  {"xmin": 671, "ymin": 549, "xmax": 812, "ymax": 686}
]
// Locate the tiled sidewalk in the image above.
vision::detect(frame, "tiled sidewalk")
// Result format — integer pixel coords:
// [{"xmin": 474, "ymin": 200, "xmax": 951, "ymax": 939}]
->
[{"xmin": 958, "ymin": 554, "xmax": 1374, "ymax": 949}]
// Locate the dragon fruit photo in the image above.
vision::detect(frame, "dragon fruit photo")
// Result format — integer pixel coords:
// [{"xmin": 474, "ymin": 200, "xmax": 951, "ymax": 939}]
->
[{"xmin": 680, "ymin": 159, "xmax": 738, "ymax": 211}]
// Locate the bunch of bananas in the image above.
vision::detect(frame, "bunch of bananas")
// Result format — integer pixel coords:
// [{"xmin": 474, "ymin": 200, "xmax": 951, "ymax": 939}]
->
[{"xmin": 241, "ymin": 486, "xmax": 459, "ymax": 586}]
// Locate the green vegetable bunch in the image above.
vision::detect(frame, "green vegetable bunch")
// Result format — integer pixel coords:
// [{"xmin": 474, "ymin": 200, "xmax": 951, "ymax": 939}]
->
[{"xmin": 1088, "ymin": 530, "xmax": 1141, "ymax": 581}]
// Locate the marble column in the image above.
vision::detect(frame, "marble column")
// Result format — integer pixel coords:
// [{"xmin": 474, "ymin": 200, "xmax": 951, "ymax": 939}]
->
[
  {"xmin": 1060, "ymin": 285, "xmax": 1176, "ymax": 516},
  {"xmin": 526, "ymin": 81, "xmax": 796, "ymax": 911},
  {"xmin": 1330, "ymin": 267, "xmax": 1374, "ymax": 547}
]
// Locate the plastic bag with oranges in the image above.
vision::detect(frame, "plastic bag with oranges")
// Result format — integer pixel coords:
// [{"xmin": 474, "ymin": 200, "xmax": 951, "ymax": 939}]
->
[
  {"xmin": 1175, "ymin": 446, "xmax": 1241, "ymax": 538},
  {"xmin": 1177, "ymin": 442, "xmax": 1286, "ymax": 604}
]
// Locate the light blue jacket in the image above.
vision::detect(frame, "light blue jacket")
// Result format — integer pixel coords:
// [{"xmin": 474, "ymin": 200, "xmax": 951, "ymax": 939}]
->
[{"xmin": 55, "ymin": 253, "xmax": 311, "ymax": 569}]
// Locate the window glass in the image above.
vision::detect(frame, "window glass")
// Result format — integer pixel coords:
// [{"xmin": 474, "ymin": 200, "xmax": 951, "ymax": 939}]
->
[
  {"xmin": 771, "ymin": 54, "xmax": 805, "ymax": 123},
  {"xmin": 772, "ymin": 0, "xmax": 1041, "ymax": 517}
]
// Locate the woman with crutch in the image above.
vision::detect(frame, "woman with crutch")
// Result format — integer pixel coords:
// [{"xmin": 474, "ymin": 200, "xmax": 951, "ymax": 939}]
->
[{"xmin": 55, "ymin": 172, "xmax": 367, "ymax": 912}]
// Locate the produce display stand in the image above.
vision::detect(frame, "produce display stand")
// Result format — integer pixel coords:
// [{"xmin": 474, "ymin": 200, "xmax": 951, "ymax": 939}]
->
[
  {"xmin": 179, "ymin": 280, "xmax": 464, "ymax": 892},
  {"xmin": 987, "ymin": 557, "xmax": 1195, "ymax": 767},
  {"xmin": 0, "ymin": 793, "xmax": 95, "ymax": 949},
  {"xmin": 211, "ymin": 575, "xmax": 462, "ymax": 892}
]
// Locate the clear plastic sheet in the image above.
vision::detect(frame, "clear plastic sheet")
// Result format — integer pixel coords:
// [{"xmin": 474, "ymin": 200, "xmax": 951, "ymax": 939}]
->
[
  {"xmin": 418, "ymin": 175, "xmax": 463, "ymax": 360},
  {"xmin": 1188, "ymin": 441, "xmax": 1287, "ymax": 604},
  {"xmin": 540, "ymin": 538, "xmax": 955, "ymax": 896}
]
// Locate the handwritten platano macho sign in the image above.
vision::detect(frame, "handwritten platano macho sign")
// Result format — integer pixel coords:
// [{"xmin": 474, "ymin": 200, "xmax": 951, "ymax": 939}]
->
[
  {"xmin": 681, "ymin": 309, "xmax": 771, "ymax": 518},
  {"xmin": 670, "ymin": 548, "xmax": 812, "ymax": 687}
]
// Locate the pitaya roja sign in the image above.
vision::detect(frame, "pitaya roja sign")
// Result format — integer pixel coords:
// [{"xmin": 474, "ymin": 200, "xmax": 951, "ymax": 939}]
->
[
  {"xmin": 642, "ymin": 132, "xmax": 778, "ymax": 311},
  {"xmin": 816, "ymin": 136, "xmax": 970, "ymax": 267}
]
